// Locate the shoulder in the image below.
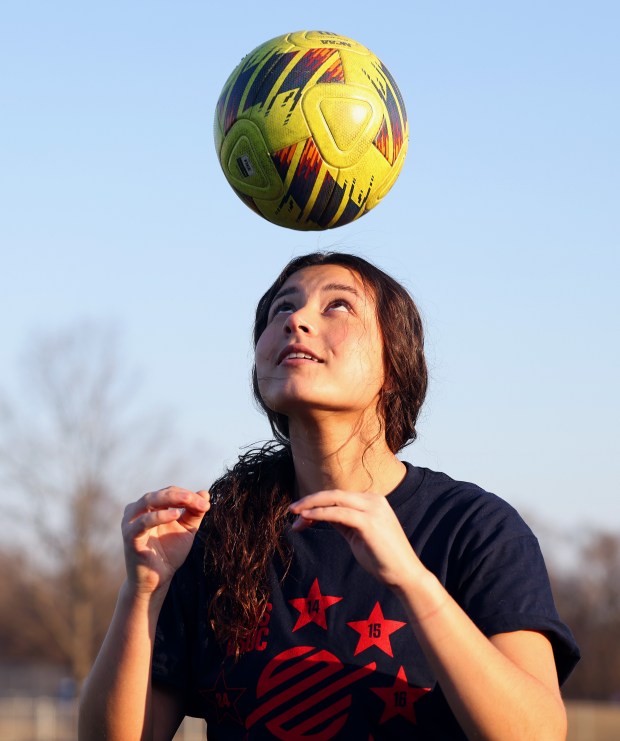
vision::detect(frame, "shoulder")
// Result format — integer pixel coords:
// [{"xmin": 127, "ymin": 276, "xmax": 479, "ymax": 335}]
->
[
  {"xmin": 393, "ymin": 463, "xmax": 547, "ymax": 599},
  {"xmin": 393, "ymin": 463, "xmax": 533, "ymax": 544}
]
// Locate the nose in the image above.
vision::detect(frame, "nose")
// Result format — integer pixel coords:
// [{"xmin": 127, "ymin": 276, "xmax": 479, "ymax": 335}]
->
[{"xmin": 284, "ymin": 309, "xmax": 315, "ymax": 335}]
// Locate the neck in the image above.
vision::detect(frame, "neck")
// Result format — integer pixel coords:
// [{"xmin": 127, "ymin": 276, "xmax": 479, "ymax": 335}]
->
[{"xmin": 287, "ymin": 412, "xmax": 406, "ymax": 498}]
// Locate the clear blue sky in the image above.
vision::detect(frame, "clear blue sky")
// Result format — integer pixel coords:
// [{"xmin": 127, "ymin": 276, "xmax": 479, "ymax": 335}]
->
[{"xmin": 1, "ymin": 1, "xmax": 618, "ymax": 535}]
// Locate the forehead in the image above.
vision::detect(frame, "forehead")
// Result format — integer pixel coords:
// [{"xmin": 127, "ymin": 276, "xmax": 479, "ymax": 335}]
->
[{"xmin": 277, "ymin": 264, "xmax": 371, "ymax": 299}]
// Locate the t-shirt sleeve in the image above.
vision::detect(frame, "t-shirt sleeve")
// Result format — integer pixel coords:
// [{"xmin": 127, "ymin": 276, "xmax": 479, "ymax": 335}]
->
[{"xmin": 451, "ymin": 505, "xmax": 580, "ymax": 684}]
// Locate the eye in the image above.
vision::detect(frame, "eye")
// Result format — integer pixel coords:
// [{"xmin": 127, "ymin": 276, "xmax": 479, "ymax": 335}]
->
[
  {"xmin": 326, "ymin": 298, "xmax": 352, "ymax": 313},
  {"xmin": 269, "ymin": 300, "xmax": 295, "ymax": 319}
]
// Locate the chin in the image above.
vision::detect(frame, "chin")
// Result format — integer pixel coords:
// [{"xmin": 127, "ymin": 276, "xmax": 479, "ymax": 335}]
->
[{"xmin": 260, "ymin": 380, "xmax": 314, "ymax": 408}]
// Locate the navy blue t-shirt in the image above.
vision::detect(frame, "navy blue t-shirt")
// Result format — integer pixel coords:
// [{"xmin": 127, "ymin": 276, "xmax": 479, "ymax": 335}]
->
[{"xmin": 152, "ymin": 463, "xmax": 579, "ymax": 739}]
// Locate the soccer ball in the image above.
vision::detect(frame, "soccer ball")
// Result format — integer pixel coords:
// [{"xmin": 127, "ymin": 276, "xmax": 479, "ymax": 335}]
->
[{"xmin": 214, "ymin": 31, "xmax": 408, "ymax": 231}]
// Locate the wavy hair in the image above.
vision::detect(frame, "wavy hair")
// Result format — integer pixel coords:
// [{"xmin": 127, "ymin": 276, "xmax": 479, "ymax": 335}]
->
[{"xmin": 203, "ymin": 252, "xmax": 428, "ymax": 651}]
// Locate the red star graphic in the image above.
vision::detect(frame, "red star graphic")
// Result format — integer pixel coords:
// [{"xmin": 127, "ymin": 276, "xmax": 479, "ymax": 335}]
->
[
  {"xmin": 288, "ymin": 578, "xmax": 343, "ymax": 631},
  {"xmin": 371, "ymin": 665, "xmax": 431, "ymax": 724},
  {"xmin": 202, "ymin": 671, "xmax": 246, "ymax": 725},
  {"xmin": 347, "ymin": 601, "xmax": 406, "ymax": 657}
]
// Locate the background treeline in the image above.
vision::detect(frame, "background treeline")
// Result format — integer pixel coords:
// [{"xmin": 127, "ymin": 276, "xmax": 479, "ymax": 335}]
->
[
  {"xmin": 549, "ymin": 530, "xmax": 620, "ymax": 700},
  {"xmin": 0, "ymin": 325, "xmax": 617, "ymax": 700}
]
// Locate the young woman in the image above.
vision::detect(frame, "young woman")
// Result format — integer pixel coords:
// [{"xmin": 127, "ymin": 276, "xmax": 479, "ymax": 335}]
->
[{"xmin": 79, "ymin": 252, "xmax": 579, "ymax": 740}]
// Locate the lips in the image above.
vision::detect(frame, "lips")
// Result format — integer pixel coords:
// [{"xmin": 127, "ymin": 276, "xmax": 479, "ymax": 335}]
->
[{"xmin": 277, "ymin": 345, "xmax": 324, "ymax": 365}]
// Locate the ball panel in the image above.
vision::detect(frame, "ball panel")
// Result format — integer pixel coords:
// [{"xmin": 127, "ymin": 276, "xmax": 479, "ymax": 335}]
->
[
  {"xmin": 220, "ymin": 119, "xmax": 284, "ymax": 199},
  {"xmin": 315, "ymin": 53, "xmax": 346, "ymax": 85},
  {"xmin": 283, "ymin": 138, "xmax": 324, "ymax": 215},
  {"xmin": 366, "ymin": 138, "xmax": 408, "ymax": 210},
  {"xmin": 216, "ymin": 37, "xmax": 294, "ymax": 141},
  {"xmin": 302, "ymin": 83, "xmax": 383, "ymax": 168},
  {"xmin": 245, "ymin": 49, "xmax": 299, "ymax": 115},
  {"xmin": 334, "ymin": 190, "xmax": 366, "ymax": 227},
  {"xmin": 320, "ymin": 99, "xmax": 372, "ymax": 151},
  {"xmin": 276, "ymin": 47, "xmax": 340, "ymax": 106},
  {"xmin": 374, "ymin": 63, "xmax": 407, "ymax": 165},
  {"xmin": 306, "ymin": 169, "xmax": 338, "ymax": 227}
]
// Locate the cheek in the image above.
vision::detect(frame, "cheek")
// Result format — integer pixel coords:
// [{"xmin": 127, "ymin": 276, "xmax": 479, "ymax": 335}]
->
[
  {"xmin": 343, "ymin": 322, "xmax": 379, "ymax": 359},
  {"xmin": 254, "ymin": 329, "xmax": 280, "ymax": 405},
  {"xmin": 355, "ymin": 329, "xmax": 386, "ymax": 388},
  {"xmin": 329, "ymin": 319, "xmax": 355, "ymax": 349},
  {"xmin": 254, "ymin": 327, "xmax": 274, "ymax": 367}
]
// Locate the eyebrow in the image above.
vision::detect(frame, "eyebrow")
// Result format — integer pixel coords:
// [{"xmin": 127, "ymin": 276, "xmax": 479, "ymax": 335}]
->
[{"xmin": 271, "ymin": 282, "xmax": 361, "ymax": 304}]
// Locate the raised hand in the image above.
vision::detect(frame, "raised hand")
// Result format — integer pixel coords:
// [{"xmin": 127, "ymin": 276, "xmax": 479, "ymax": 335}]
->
[
  {"xmin": 121, "ymin": 487, "xmax": 210, "ymax": 596},
  {"xmin": 289, "ymin": 490, "xmax": 423, "ymax": 590}
]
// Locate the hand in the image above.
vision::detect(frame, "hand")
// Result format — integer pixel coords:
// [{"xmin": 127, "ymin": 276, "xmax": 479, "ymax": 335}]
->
[
  {"xmin": 289, "ymin": 490, "xmax": 423, "ymax": 590},
  {"xmin": 121, "ymin": 487, "xmax": 210, "ymax": 596}
]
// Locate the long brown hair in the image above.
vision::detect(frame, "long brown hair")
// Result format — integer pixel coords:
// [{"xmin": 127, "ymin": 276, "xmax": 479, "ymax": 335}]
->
[{"xmin": 203, "ymin": 252, "xmax": 428, "ymax": 650}]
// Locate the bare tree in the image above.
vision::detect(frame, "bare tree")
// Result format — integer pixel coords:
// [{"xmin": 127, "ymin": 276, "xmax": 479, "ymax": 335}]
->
[
  {"xmin": 549, "ymin": 529, "xmax": 620, "ymax": 701},
  {"xmin": 0, "ymin": 323, "xmax": 186, "ymax": 683}
]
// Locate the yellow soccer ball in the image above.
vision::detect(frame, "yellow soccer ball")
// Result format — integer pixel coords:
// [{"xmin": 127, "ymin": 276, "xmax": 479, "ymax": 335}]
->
[{"xmin": 214, "ymin": 31, "xmax": 408, "ymax": 230}]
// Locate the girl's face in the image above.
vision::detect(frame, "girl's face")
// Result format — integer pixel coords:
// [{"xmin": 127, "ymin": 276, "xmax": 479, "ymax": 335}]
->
[{"xmin": 255, "ymin": 264, "xmax": 385, "ymax": 423}]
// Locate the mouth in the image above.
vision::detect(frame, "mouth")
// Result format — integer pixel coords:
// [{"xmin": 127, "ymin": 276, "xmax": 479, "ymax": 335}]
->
[{"xmin": 277, "ymin": 346, "xmax": 324, "ymax": 366}]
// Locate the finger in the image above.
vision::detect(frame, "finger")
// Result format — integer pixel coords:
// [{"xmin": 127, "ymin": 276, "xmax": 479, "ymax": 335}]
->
[
  {"xmin": 144, "ymin": 487, "xmax": 206, "ymax": 512},
  {"xmin": 289, "ymin": 489, "xmax": 370, "ymax": 514},
  {"xmin": 175, "ymin": 489, "xmax": 211, "ymax": 516},
  {"xmin": 125, "ymin": 487, "xmax": 208, "ymax": 523},
  {"xmin": 123, "ymin": 489, "xmax": 182, "ymax": 523},
  {"xmin": 291, "ymin": 515, "xmax": 315, "ymax": 532},
  {"xmin": 122, "ymin": 507, "xmax": 184, "ymax": 541},
  {"xmin": 293, "ymin": 505, "xmax": 365, "ymax": 529}
]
